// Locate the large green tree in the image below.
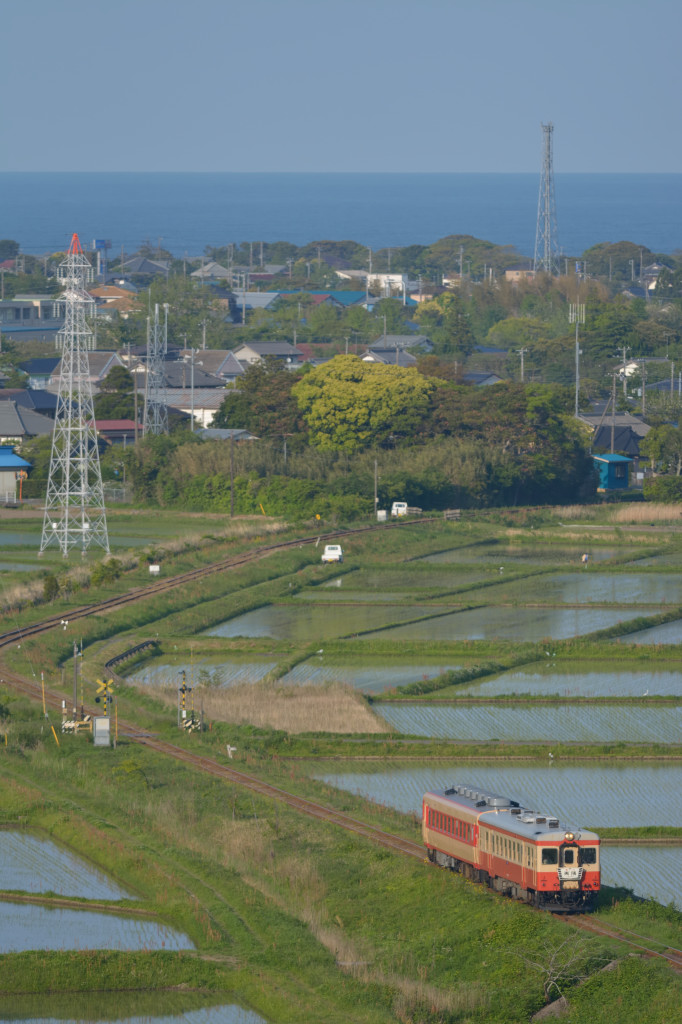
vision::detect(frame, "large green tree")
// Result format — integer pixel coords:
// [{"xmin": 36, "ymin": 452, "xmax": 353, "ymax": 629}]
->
[
  {"xmin": 292, "ymin": 354, "xmax": 435, "ymax": 452},
  {"xmin": 212, "ymin": 359, "xmax": 307, "ymax": 441}
]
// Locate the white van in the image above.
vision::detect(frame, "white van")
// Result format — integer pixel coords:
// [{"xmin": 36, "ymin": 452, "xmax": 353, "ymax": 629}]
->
[
  {"xmin": 321, "ymin": 544, "xmax": 343, "ymax": 563},
  {"xmin": 391, "ymin": 502, "xmax": 408, "ymax": 517}
]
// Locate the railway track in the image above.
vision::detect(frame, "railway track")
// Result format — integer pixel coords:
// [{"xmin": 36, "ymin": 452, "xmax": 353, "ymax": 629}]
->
[
  {"xmin": 0, "ymin": 519, "xmax": 419, "ymax": 650},
  {"xmin": 2, "ymin": 519, "xmax": 681, "ymax": 972}
]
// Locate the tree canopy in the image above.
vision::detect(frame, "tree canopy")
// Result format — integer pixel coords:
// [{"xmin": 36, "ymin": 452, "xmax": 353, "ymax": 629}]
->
[{"xmin": 292, "ymin": 354, "xmax": 435, "ymax": 452}]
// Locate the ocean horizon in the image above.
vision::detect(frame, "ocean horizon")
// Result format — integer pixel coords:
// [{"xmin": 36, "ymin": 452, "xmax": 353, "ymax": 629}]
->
[{"xmin": 1, "ymin": 171, "xmax": 680, "ymax": 260}]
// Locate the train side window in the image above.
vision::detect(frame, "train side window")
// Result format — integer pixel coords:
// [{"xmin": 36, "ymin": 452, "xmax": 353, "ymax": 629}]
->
[
  {"xmin": 580, "ymin": 847, "xmax": 597, "ymax": 865},
  {"xmin": 541, "ymin": 848, "xmax": 558, "ymax": 865}
]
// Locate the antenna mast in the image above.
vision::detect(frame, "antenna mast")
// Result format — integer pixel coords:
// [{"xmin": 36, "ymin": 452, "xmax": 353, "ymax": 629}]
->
[
  {"xmin": 40, "ymin": 234, "xmax": 109, "ymax": 557},
  {"xmin": 533, "ymin": 122, "xmax": 560, "ymax": 276},
  {"xmin": 143, "ymin": 303, "xmax": 169, "ymax": 436}
]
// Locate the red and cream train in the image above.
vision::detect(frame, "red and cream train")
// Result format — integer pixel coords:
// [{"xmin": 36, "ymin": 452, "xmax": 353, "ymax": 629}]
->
[{"xmin": 422, "ymin": 783, "xmax": 600, "ymax": 911}]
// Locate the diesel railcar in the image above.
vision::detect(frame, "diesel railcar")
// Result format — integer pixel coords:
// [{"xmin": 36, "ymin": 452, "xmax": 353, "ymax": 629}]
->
[{"xmin": 423, "ymin": 784, "xmax": 600, "ymax": 911}]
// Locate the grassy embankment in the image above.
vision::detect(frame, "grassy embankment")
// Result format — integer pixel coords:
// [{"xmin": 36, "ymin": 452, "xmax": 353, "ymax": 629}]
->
[{"xmin": 2, "ymin": 718, "xmax": 682, "ymax": 1024}]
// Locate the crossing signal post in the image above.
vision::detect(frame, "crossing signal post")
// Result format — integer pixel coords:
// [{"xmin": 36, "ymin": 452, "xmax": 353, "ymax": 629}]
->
[
  {"xmin": 177, "ymin": 671, "xmax": 193, "ymax": 729},
  {"xmin": 95, "ymin": 678, "xmax": 114, "ymax": 716}
]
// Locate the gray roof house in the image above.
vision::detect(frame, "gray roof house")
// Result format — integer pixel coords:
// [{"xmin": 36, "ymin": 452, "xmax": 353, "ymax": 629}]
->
[
  {"xmin": 190, "ymin": 261, "xmax": 232, "ymax": 281},
  {"xmin": 179, "ymin": 349, "xmax": 245, "ymax": 384},
  {"xmin": 232, "ymin": 341, "xmax": 304, "ymax": 366},
  {"xmin": 0, "ymin": 400, "xmax": 55, "ymax": 442},
  {"xmin": 50, "ymin": 351, "xmax": 124, "ymax": 387},
  {"xmin": 362, "ymin": 347, "xmax": 417, "ymax": 368}
]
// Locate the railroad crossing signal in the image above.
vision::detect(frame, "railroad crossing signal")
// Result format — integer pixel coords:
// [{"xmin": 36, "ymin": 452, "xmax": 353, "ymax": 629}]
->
[
  {"xmin": 95, "ymin": 678, "xmax": 114, "ymax": 716},
  {"xmin": 177, "ymin": 670, "xmax": 194, "ymax": 727}
]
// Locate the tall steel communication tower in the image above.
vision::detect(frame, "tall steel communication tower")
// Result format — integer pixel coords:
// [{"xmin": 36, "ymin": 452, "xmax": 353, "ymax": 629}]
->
[
  {"xmin": 533, "ymin": 122, "xmax": 560, "ymax": 276},
  {"xmin": 143, "ymin": 302, "xmax": 169, "ymax": 436},
  {"xmin": 40, "ymin": 234, "xmax": 109, "ymax": 557}
]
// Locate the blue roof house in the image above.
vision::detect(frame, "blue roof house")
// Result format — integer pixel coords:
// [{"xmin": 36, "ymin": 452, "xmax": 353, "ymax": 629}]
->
[
  {"xmin": 0, "ymin": 445, "xmax": 31, "ymax": 503},
  {"xmin": 593, "ymin": 453, "xmax": 632, "ymax": 492}
]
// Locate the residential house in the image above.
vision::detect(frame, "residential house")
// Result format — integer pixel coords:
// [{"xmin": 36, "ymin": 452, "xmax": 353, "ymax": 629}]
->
[
  {"xmin": 504, "ymin": 266, "xmax": 536, "ymax": 284},
  {"xmin": 0, "ymin": 388, "xmax": 58, "ymax": 418},
  {"xmin": 231, "ymin": 292, "xmax": 282, "ymax": 320},
  {"xmin": 95, "ymin": 419, "xmax": 143, "ymax": 445},
  {"xmin": 119, "ymin": 256, "xmax": 170, "ymax": 279},
  {"xmin": 89, "ymin": 283, "xmax": 140, "ymax": 317},
  {"xmin": 0, "ymin": 294, "xmax": 65, "ymax": 341},
  {"xmin": 361, "ymin": 347, "xmax": 417, "ymax": 368},
  {"xmin": 461, "ymin": 372, "xmax": 504, "ymax": 386},
  {"xmin": 190, "ymin": 261, "xmax": 232, "ymax": 282},
  {"xmin": 195, "ymin": 427, "xmax": 258, "ymax": 441},
  {"xmin": 0, "ymin": 445, "xmax": 30, "ymax": 503},
  {"xmin": 0, "ymin": 400, "xmax": 55, "ymax": 443},
  {"xmin": 18, "ymin": 357, "xmax": 61, "ymax": 389},
  {"xmin": 154, "ymin": 388, "xmax": 228, "ymax": 428},
  {"xmin": 50, "ymin": 350, "xmax": 125, "ymax": 388},
  {"xmin": 178, "ymin": 350, "xmax": 245, "ymax": 385},
  {"xmin": 232, "ymin": 341, "xmax": 304, "ymax": 366}
]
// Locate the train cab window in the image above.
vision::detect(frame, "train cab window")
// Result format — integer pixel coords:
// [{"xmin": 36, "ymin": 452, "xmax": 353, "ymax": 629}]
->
[
  {"xmin": 580, "ymin": 847, "xmax": 597, "ymax": 865},
  {"xmin": 563, "ymin": 849, "xmax": 575, "ymax": 865},
  {"xmin": 541, "ymin": 848, "xmax": 558, "ymax": 865}
]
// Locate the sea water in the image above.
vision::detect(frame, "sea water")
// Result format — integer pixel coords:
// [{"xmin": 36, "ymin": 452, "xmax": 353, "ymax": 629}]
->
[{"xmin": 2, "ymin": 172, "xmax": 681, "ymax": 257}]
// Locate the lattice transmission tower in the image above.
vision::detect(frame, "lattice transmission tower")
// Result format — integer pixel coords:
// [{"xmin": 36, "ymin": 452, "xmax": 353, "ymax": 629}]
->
[
  {"xmin": 40, "ymin": 234, "xmax": 109, "ymax": 557},
  {"xmin": 143, "ymin": 303, "xmax": 169, "ymax": 436},
  {"xmin": 533, "ymin": 122, "xmax": 560, "ymax": 276}
]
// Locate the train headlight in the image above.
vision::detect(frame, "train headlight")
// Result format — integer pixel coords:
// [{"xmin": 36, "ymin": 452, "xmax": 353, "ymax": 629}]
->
[{"xmin": 564, "ymin": 832, "xmax": 574, "ymax": 841}]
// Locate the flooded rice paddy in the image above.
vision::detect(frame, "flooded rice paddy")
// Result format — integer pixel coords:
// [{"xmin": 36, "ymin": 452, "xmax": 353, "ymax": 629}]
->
[
  {"xmin": 128, "ymin": 659, "xmax": 278, "ymax": 688},
  {"xmin": 0, "ymin": 901, "xmax": 193, "ymax": 953},
  {"xmin": 205, "ymin": 603, "xmax": 436, "ymax": 640},
  {"xmin": 361, "ymin": 606, "xmax": 644, "ymax": 641},
  {"xmin": 602, "ymin": 846, "xmax": 682, "ymax": 909},
  {"xmin": 375, "ymin": 704, "xmax": 682, "ymax": 743},
  {"xmin": 488, "ymin": 572, "xmax": 682, "ymax": 605},
  {"xmin": 418, "ymin": 545, "xmax": 624, "ymax": 565},
  {"xmin": 615, "ymin": 619, "xmax": 682, "ymax": 644},
  {"xmin": 311, "ymin": 761, "xmax": 682, "ymax": 829},
  {"xmin": 128, "ymin": 656, "xmax": 463, "ymax": 694},
  {"xmin": 0, "ymin": 832, "xmax": 135, "ymax": 899},
  {"xmin": 282, "ymin": 658, "xmax": 462, "ymax": 693},
  {"xmin": 0, "ymin": 994, "xmax": 265, "ymax": 1024},
  {"xmin": 453, "ymin": 662, "xmax": 682, "ymax": 698}
]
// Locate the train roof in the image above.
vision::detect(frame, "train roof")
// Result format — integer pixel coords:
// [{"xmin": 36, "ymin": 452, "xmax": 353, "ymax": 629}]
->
[{"xmin": 425, "ymin": 784, "xmax": 599, "ymax": 843}]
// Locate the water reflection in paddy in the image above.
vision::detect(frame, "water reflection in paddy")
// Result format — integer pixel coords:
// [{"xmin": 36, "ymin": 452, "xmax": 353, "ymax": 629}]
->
[
  {"xmin": 488, "ymin": 573, "xmax": 682, "ymax": 605},
  {"xmin": 128, "ymin": 659, "xmax": 277, "ymax": 688},
  {"xmin": 311, "ymin": 761, "xmax": 682, "ymax": 828},
  {"xmin": 375, "ymin": 704, "xmax": 682, "ymax": 743},
  {"xmin": 0, "ymin": 832, "xmax": 134, "ymax": 899},
  {"xmin": 0, "ymin": 994, "xmax": 265, "ymax": 1024},
  {"xmin": 205, "ymin": 603, "xmax": 435, "ymax": 640},
  {"xmin": 419, "ymin": 546, "xmax": 624, "ymax": 565},
  {"xmin": 281, "ymin": 659, "xmax": 462, "ymax": 694},
  {"xmin": 0, "ymin": 901, "xmax": 193, "ymax": 953},
  {"xmin": 601, "ymin": 846, "xmax": 681, "ymax": 909},
  {"xmin": 454, "ymin": 663, "xmax": 682, "ymax": 698},
  {"xmin": 362, "ymin": 606, "xmax": 644, "ymax": 642},
  {"xmin": 615, "ymin": 620, "xmax": 682, "ymax": 644}
]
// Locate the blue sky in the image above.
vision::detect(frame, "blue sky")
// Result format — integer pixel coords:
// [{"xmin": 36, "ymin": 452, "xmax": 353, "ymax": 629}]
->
[{"xmin": 2, "ymin": 0, "xmax": 680, "ymax": 172}]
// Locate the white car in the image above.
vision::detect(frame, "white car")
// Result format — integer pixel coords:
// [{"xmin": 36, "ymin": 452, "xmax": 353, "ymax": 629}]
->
[
  {"xmin": 321, "ymin": 544, "xmax": 344, "ymax": 563},
  {"xmin": 391, "ymin": 502, "xmax": 408, "ymax": 517}
]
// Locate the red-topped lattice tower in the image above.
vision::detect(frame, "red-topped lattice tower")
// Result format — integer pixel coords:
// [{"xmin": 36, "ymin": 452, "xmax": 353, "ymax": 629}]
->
[{"xmin": 40, "ymin": 234, "xmax": 109, "ymax": 557}]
